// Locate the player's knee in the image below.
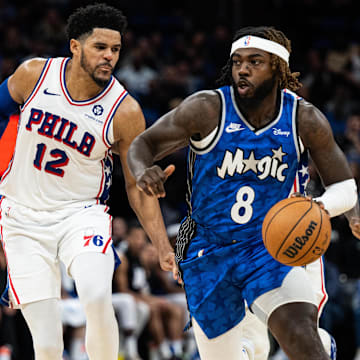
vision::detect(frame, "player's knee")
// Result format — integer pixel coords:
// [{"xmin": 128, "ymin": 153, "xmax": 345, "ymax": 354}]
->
[
  {"xmin": 279, "ymin": 316, "xmax": 315, "ymax": 342},
  {"xmin": 80, "ymin": 281, "xmax": 111, "ymax": 307},
  {"xmin": 319, "ymin": 328, "xmax": 337, "ymax": 359},
  {"xmin": 33, "ymin": 341, "xmax": 63, "ymax": 360},
  {"xmin": 251, "ymin": 339, "xmax": 270, "ymax": 360},
  {"xmin": 170, "ymin": 302, "xmax": 184, "ymax": 320},
  {"xmin": 149, "ymin": 301, "xmax": 161, "ymax": 317}
]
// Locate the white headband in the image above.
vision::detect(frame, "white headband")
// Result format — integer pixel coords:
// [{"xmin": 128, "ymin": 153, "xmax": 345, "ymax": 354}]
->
[{"xmin": 230, "ymin": 35, "xmax": 290, "ymax": 64}]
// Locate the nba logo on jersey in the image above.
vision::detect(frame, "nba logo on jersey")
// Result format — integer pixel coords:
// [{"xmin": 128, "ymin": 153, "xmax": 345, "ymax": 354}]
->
[{"xmin": 244, "ymin": 36, "xmax": 251, "ymax": 46}]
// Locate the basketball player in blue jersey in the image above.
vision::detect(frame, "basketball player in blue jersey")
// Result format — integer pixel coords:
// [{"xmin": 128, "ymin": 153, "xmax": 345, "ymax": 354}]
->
[
  {"xmin": 127, "ymin": 26, "xmax": 360, "ymax": 360},
  {"xmin": 0, "ymin": 3, "xmax": 175, "ymax": 360}
]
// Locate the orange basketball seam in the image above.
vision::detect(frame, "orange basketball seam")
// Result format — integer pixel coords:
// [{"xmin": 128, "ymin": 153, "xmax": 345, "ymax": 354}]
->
[
  {"xmin": 263, "ymin": 198, "xmax": 309, "ymax": 248},
  {"xmin": 285, "ymin": 203, "xmax": 324, "ymax": 266},
  {"xmin": 274, "ymin": 200, "xmax": 314, "ymax": 258}
]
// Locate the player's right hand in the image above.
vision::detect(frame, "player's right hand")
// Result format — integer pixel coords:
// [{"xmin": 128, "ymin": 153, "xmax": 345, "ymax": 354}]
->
[
  {"xmin": 350, "ymin": 217, "xmax": 360, "ymax": 240},
  {"xmin": 136, "ymin": 164, "xmax": 175, "ymax": 197}
]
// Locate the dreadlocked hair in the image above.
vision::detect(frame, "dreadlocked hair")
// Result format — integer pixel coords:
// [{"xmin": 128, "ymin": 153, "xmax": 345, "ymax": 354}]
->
[{"xmin": 216, "ymin": 26, "xmax": 302, "ymax": 91}]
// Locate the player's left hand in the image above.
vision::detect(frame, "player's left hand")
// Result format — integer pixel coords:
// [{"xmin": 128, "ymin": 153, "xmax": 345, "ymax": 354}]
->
[
  {"xmin": 350, "ymin": 217, "xmax": 360, "ymax": 239},
  {"xmin": 291, "ymin": 192, "xmax": 311, "ymax": 200},
  {"xmin": 158, "ymin": 249, "xmax": 182, "ymax": 284},
  {"xmin": 291, "ymin": 193, "xmax": 330, "ymax": 215}
]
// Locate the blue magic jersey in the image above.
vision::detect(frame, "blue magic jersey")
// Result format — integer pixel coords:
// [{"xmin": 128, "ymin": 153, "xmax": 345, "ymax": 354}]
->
[{"xmin": 176, "ymin": 86, "xmax": 309, "ymax": 262}]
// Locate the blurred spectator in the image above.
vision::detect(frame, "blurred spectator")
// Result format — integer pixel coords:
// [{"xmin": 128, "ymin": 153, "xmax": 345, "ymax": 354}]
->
[
  {"xmin": 149, "ymin": 64, "xmax": 189, "ymax": 115},
  {"xmin": 297, "ymin": 48, "xmax": 333, "ymax": 110},
  {"xmin": 115, "ymin": 43, "xmax": 158, "ymax": 101},
  {"xmin": 1, "ymin": 25, "xmax": 28, "ymax": 62},
  {"xmin": 0, "ymin": 246, "xmax": 17, "ymax": 360},
  {"xmin": 114, "ymin": 222, "xmax": 184, "ymax": 360},
  {"xmin": 344, "ymin": 43, "xmax": 360, "ymax": 89},
  {"xmin": 33, "ymin": 8, "xmax": 67, "ymax": 56},
  {"xmin": 166, "ymin": 223, "xmax": 180, "ymax": 249},
  {"xmin": 335, "ymin": 108, "xmax": 360, "ymax": 186},
  {"xmin": 140, "ymin": 242, "xmax": 199, "ymax": 360},
  {"xmin": 0, "ymin": 57, "xmax": 18, "ymax": 83},
  {"xmin": 324, "ymin": 80, "xmax": 354, "ymax": 134},
  {"xmin": 112, "ymin": 216, "xmax": 129, "ymax": 249}
]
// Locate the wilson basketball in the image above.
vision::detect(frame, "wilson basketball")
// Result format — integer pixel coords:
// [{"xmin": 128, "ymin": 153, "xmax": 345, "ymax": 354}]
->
[{"xmin": 262, "ymin": 197, "xmax": 331, "ymax": 266}]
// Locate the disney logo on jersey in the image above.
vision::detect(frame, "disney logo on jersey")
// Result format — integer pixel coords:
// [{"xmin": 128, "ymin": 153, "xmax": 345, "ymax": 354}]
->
[
  {"xmin": 273, "ymin": 128, "xmax": 290, "ymax": 137},
  {"xmin": 217, "ymin": 146, "xmax": 288, "ymax": 181},
  {"xmin": 225, "ymin": 122, "xmax": 245, "ymax": 133},
  {"xmin": 92, "ymin": 104, "xmax": 104, "ymax": 116}
]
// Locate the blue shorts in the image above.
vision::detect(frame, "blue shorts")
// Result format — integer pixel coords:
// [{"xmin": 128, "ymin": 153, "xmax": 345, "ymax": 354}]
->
[{"xmin": 179, "ymin": 234, "xmax": 292, "ymax": 339}]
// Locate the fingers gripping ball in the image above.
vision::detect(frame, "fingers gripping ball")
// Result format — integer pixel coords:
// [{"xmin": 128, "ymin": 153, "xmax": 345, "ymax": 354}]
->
[{"xmin": 262, "ymin": 197, "xmax": 331, "ymax": 266}]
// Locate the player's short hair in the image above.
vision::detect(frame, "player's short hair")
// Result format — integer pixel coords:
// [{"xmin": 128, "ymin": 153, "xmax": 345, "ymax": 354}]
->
[
  {"xmin": 216, "ymin": 26, "xmax": 302, "ymax": 91},
  {"xmin": 66, "ymin": 3, "xmax": 128, "ymax": 41}
]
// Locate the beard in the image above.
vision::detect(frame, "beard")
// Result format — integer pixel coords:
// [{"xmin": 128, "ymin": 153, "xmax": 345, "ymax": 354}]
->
[
  {"xmin": 232, "ymin": 74, "xmax": 277, "ymax": 109},
  {"xmin": 80, "ymin": 51, "xmax": 111, "ymax": 87}
]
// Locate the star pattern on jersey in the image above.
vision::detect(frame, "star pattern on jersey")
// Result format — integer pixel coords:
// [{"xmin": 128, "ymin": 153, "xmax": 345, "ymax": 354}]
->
[
  {"xmin": 298, "ymin": 165, "xmax": 309, "ymax": 188},
  {"xmin": 99, "ymin": 154, "xmax": 113, "ymax": 203},
  {"xmin": 272, "ymin": 146, "xmax": 287, "ymax": 161},
  {"xmin": 242, "ymin": 151, "xmax": 258, "ymax": 173},
  {"xmin": 104, "ymin": 167, "xmax": 112, "ymax": 190}
]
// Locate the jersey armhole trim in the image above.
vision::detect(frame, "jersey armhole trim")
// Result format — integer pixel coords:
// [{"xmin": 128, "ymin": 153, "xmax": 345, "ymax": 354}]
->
[
  {"xmin": 190, "ymin": 90, "xmax": 225, "ymax": 155},
  {"xmin": 292, "ymin": 98, "xmax": 303, "ymax": 161},
  {"xmin": 102, "ymin": 89, "xmax": 128, "ymax": 147},
  {"xmin": 21, "ymin": 58, "xmax": 53, "ymax": 112}
]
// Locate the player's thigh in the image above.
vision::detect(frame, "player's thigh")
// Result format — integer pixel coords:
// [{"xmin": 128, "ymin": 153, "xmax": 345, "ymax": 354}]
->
[
  {"xmin": 251, "ymin": 266, "xmax": 317, "ymax": 325},
  {"xmin": 192, "ymin": 317, "xmax": 251, "ymax": 360},
  {"xmin": 180, "ymin": 245, "xmax": 246, "ymax": 339},
  {"xmin": 59, "ymin": 204, "xmax": 113, "ymax": 272},
  {"xmin": 69, "ymin": 251, "xmax": 115, "ymax": 302},
  {"xmin": 304, "ymin": 258, "xmax": 328, "ymax": 315},
  {"xmin": 0, "ymin": 198, "xmax": 61, "ymax": 307}
]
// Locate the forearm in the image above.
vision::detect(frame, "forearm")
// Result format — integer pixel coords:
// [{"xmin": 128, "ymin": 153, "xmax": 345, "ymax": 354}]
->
[
  {"xmin": 313, "ymin": 178, "xmax": 358, "ymax": 217},
  {"xmin": 127, "ymin": 184, "xmax": 172, "ymax": 252},
  {"xmin": 127, "ymin": 136, "xmax": 156, "ymax": 179},
  {"xmin": 344, "ymin": 200, "xmax": 360, "ymax": 223}
]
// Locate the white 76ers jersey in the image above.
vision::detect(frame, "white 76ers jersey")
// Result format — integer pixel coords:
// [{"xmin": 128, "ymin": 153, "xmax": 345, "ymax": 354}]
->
[{"xmin": 0, "ymin": 57, "xmax": 128, "ymax": 210}]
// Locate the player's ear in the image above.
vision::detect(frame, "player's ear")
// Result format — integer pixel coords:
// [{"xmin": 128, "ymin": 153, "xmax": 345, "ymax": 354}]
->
[{"xmin": 69, "ymin": 39, "xmax": 81, "ymax": 56}]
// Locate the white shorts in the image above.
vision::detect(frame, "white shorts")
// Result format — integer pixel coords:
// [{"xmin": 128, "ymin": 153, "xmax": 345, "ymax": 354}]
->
[
  {"xmin": 0, "ymin": 197, "xmax": 112, "ymax": 308},
  {"xmin": 251, "ymin": 258, "xmax": 328, "ymax": 325}
]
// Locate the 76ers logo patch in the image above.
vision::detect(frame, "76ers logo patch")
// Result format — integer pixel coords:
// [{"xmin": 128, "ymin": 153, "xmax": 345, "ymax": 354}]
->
[{"xmin": 83, "ymin": 228, "xmax": 104, "ymax": 247}]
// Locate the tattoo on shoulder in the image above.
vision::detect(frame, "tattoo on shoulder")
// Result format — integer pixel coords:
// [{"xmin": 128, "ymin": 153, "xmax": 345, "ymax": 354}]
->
[
  {"xmin": 298, "ymin": 100, "xmax": 331, "ymax": 144},
  {"xmin": 182, "ymin": 91, "xmax": 220, "ymax": 136}
]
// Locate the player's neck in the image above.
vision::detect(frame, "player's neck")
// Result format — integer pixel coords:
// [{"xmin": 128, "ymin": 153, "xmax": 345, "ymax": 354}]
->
[
  {"xmin": 238, "ymin": 89, "xmax": 280, "ymax": 129},
  {"xmin": 65, "ymin": 59, "xmax": 105, "ymax": 101}
]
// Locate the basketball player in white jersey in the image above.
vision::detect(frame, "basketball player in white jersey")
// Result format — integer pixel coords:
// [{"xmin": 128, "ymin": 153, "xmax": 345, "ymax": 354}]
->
[{"xmin": 0, "ymin": 3, "xmax": 177, "ymax": 360}]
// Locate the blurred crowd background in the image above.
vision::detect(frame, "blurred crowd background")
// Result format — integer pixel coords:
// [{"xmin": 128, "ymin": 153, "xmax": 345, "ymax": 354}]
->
[{"xmin": 1, "ymin": 0, "xmax": 360, "ymax": 359}]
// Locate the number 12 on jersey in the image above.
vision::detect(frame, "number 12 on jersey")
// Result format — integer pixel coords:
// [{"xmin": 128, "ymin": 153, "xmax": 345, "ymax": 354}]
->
[{"xmin": 33, "ymin": 143, "xmax": 69, "ymax": 177}]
